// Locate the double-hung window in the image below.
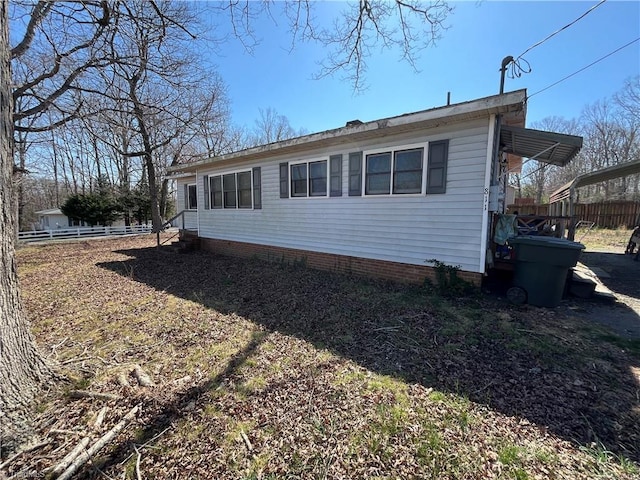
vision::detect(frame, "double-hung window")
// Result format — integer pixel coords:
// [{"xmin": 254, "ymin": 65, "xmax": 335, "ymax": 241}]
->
[
  {"xmin": 364, "ymin": 145, "xmax": 425, "ymax": 196},
  {"xmin": 207, "ymin": 168, "xmax": 262, "ymax": 210},
  {"xmin": 289, "ymin": 160, "xmax": 328, "ymax": 198}
]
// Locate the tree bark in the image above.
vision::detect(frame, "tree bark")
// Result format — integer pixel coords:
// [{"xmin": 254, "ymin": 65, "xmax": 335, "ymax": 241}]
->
[
  {"xmin": 128, "ymin": 75, "xmax": 162, "ymax": 232},
  {"xmin": 0, "ymin": 2, "xmax": 52, "ymax": 455}
]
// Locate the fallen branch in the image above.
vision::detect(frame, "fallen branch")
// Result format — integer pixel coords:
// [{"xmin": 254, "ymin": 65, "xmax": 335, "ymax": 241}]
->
[
  {"xmin": 240, "ymin": 430, "xmax": 253, "ymax": 452},
  {"xmin": 133, "ymin": 365, "xmax": 154, "ymax": 387},
  {"xmin": 0, "ymin": 440, "xmax": 50, "ymax": 470},
  {"xmin": 94, "ymin": 406, "xmax": 108, "ymax": 429},
  {"xmin": 49, "ymin": 336, "xmax": 69, "ymax": 358},
  {"xmin": 116, "ymin": 371, "xmax": 131, "ymax": 387},
  {"xmin": 56, "ymin": 404, "xmax": 140, "ymax": 480},
  {"xmin": 69, "ymin": 390, "xmax": 120, "ymax": 401},
  {"xmin": 117, "ymin": 427, "xmax": 171, "ymax": 466},
  {"xmin": 134, "ymin": 445, "xmax": 142, "ymax": 480},
  {"xmin": 61, "ymin": 355, "xmax": 94, "ymax": 365},
  {"xmin": 50, "ymin": 437, "xmax": 90, "ymax": 477},
  {"xmin": 49, "ymin": 429, "xmax": 83, "ymax": 437}
]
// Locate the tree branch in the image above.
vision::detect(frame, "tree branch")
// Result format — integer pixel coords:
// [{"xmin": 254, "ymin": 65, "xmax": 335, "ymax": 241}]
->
[{"xmin": 10, "ymin": 1, "xmax": 53, "ymax": 59}]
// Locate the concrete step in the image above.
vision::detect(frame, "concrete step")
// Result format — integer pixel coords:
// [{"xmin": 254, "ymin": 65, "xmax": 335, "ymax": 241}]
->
[{"xmin": 571, "ymin": 263, "xmax": 616, "ymax": 303}]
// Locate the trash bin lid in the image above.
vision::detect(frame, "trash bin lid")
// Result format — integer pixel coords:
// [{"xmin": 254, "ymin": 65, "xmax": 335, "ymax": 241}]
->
[{"xmin": 509, "ymin": 236, "xmax": 585, "ymax": 250}]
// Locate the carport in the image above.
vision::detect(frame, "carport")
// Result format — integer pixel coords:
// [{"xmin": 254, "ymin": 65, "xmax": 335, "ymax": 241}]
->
[{"xmin": 549, "ymin": 160, "xmax": 640, "ymax": 240}]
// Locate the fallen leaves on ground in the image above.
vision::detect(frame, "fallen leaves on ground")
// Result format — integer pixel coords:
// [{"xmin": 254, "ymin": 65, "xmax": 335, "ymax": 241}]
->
[{"xmin": 6, "ymin": 234, "xmax": 639, "ymax": 479}]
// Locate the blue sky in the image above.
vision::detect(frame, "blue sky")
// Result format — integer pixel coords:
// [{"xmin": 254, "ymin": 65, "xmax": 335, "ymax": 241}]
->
[{"xmin": 204, "ymin": 1, "xmax": 639, "ymax": 134}]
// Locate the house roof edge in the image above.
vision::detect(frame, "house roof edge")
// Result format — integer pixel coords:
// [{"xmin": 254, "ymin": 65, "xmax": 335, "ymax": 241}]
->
[{"xmin": 169, "ymin": 89, "xmax": 527, "ymax": 174}]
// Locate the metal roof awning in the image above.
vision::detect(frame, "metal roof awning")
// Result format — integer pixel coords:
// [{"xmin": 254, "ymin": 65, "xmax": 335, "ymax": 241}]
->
[
  {"xmin": 500, "ymin": 125, "xmax": 583, "ymax": 167},
  {"xmin": 550, "ymin": 159, "xmax": 640, "ymax": 203}
]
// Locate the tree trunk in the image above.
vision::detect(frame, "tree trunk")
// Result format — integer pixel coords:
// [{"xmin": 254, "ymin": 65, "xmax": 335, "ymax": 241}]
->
[
  {"xmin": 129, "ymin": 75, "xmax": 162, "ymax": 231},
  {"xmin": 159, "ymin": 154, "xmax": 179, "ymax": 219},
  {"xmin": 0, "ymin": 3, "xmax": 52, "ymax": 455}
]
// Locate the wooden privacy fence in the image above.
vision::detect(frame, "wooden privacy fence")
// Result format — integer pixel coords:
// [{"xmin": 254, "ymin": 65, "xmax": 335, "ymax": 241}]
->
[{"xmin": 508, "ymin": 200, "xmax": 640, "ymax": 228}]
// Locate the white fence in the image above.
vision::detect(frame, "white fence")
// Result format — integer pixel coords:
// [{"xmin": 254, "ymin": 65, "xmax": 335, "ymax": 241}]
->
[{"xmin": 18, "ymin": 225, "xmax": 153, "ymax": 243}]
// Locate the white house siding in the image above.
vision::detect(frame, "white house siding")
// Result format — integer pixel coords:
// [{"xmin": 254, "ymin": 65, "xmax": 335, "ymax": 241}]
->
[
  {"xmin": 195, "ymin": 119, "xmax": 490, "ymax": 274},
  {"xmin": 175, "ymin": 176, "xmax": 198, "ymax": 231}
]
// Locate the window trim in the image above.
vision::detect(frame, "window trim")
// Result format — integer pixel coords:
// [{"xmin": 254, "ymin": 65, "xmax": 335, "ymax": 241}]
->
[
  {"xmin": 288, "ymin": 158, "xmax": 329, "ymax": 199},
  {"xmin": 186, "ymin": 183, "xmax": 198, "ymax": 210},
  {"xmin": 207, "ymin": 168, "xmax": 259, "ymax": 210},
  {"xmin": 362, "ymin": 142, "xmax": 428, "ymax": 197}
]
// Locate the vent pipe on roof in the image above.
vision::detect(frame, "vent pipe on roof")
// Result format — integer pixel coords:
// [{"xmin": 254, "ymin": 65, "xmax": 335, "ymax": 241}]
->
[
  {"xmin": 499, "ymin": 56, "xmax": 514, "ymax": 94},
  {"xmin": 446, "ymin": 92, "xmax": 451, "ymax": 106}
]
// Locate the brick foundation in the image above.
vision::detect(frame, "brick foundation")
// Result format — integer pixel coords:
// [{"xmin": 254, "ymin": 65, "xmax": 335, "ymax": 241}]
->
[{"xmin": 198, "ymin": 237, "xmax": 482, "ymax": 287}]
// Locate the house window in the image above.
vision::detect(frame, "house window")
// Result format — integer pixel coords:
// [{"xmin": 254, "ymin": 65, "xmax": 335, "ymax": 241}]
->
[
  {"xmin": 289, "ymin": 160, "xmax": 328, "ymax": 198},
  {"xmin": 237, "ymin": 171, "xmax": 252, "ymax": 208},
  {"xmin": 211, "ymin": 176, "xmax": 223, "ymax": 208},
  {"xmin": 223, "ymin": 173, "xmax": 237, "ymax": 208},
  {"xmin": 187, "ymin": 184, "xmax": 197, "ymax": 209},
  {"xmin": 393, "ymin": 148, "xmax": 423, "ymax": 194},
  {"xmin": 291, "ymin": 164, "xmax": 307, "ymax": 197},
  {"xmin": 309, "ymin": 161, "xmax": 327, "ymax": 196},
  {"xmin": 207, "ymin": 169, "xmax": 261, "ymax": 210},
  {"xmin": 365, "ymin": 152, "xmax": 391, "ymax": 195},
  {"xmin": 364, "ymin": 146, "xmax": 425, "ymax": 196}
]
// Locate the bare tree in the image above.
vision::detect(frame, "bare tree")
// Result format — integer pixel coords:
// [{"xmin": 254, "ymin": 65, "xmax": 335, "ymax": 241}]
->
[
  {"xmin": 249, "ymin": 107, "xmax": 307, "ymax": 146},
  {"xmin": 1, "ymin": 0, "xmax": 453, "ymax": 454},
  {"xmin": 215, "ymin": 0, "xmax": 451, "ymax": 90},
  {"xmin": 0, "ymin": 1, "xmax": 52, "ymax": 454},
  {"xmin": 518, "ymin": 79, "xmax": 640, "ymax": 203}
]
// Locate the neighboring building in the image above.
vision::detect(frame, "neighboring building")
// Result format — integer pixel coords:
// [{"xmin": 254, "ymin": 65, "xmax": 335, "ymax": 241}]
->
[
  {"xmin": 34, "ymin": 208, "xmax": 76, "ymax": 229},
  {"xmin": 167, "ymin": 89, "xmax": 582, "ymax": 285},
  {"xmin": 34, "ymin": 208, "xmax": 126, "ymax": 230}
]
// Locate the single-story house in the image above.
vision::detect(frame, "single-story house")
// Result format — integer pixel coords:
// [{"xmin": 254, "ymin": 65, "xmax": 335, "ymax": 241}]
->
[
  {"xmin": 34, "ymin": 208, "xmax": 127, "ymax": 230},
  {"xmin": 35, "ymin": 208, "xmax": 75, "ymax": 229},
  {"xmin": 166, "ymin": 89, "xmax": 582, "ymax": 285}
]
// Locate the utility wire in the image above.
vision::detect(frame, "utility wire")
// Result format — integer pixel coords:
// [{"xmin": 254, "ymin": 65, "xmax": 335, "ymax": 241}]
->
[
  {"xmin": 528, "ymin": 37, "xmax": 640, "ymax": 98},
  {"xmin": 507, "ymin": 0, "xmax": 608, "ymax": 79},
  {"xmin": 516, "ymin": 0, "xmax": 607, "ymax": 61}
]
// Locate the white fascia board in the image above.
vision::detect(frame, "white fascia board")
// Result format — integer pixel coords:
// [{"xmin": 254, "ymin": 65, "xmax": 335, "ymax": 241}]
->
[
  {"xmin": 164, "ymin": 172, "xmax": 197, "ymax": 180},
  {"xmin": 169, "ymin": 90, "xmax": 527, "ymax": 175}
]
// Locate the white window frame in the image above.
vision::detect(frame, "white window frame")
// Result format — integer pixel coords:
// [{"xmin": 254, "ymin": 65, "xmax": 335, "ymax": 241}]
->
[
  {"xmin": 208, "ymin": 168, "xmax": 256, "ymax": 210},
  {"xmin": 362, "ymin": 142, "xmax": 428, "ymax": 197},
  {"xmin": 289, "ymin": 158, "xmax": 329, "ymax": 199},
  {"xmin": 187, "ymin": 183, "xmax": 198, "ymax": 210}
]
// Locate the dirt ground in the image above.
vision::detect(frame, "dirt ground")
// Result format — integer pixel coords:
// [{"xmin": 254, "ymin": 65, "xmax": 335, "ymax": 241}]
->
[
  {"xmin": 572, "ymin": 245, "xmax": 640, "ymax": 339},
  {"xmin": 7, "ymin": 234, "xmax": 639, "ymax": 479}
]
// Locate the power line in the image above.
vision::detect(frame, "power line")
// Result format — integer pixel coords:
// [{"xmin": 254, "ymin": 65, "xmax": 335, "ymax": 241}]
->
[
  {"xmin": 516, "ymin": 0, "xmax": 607, "ymax": 61},
  {"xmin": 528, "ymin": 37, "xmax": 640, "ymax": 98}
]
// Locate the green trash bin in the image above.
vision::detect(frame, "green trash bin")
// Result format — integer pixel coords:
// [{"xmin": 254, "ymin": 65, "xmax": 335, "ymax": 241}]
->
[{"xmin": 508, "ymin": 236, "xmax": 585, "ymax": 307}]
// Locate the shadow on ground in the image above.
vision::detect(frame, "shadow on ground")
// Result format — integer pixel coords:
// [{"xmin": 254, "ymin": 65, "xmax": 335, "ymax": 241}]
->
[
  {"xmin": 577, "ymin": 251, "xmax": 640, "ymax": 339},
  {"xmin": 97, "ymin": 247, "xmax": 640, "ymax": 464}
]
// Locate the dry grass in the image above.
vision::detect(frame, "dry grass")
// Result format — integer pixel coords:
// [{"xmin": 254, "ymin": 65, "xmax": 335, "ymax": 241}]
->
[
  {"xmin": 6, "ymin": 233, "xmax": 640, "ymax": 479},
  {"xmin": 576, "ymin": 227, "xmax": 635, "ymax": 251}
]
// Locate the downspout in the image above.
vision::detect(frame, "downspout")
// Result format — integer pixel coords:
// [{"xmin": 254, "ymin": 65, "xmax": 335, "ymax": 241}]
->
[{"xmin": 479, "ymin": 113, "xmax": 499, "ymax": 274}]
